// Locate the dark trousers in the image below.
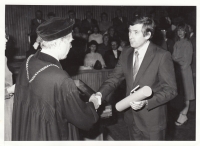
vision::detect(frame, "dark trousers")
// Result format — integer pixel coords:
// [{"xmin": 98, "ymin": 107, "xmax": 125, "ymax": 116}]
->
[{"xmin": 128, "ymin": 122, "xmax": 166, "ymax": 140}]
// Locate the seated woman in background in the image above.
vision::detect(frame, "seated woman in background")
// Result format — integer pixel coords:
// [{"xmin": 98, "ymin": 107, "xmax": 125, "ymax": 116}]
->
[
  {"xmin": 98, "ymin": 12, "xmax": 112, "ymax": 35},
  {"xmin": 84, "ymin": 40, "xmax": 106, "ymax": 68},
  {"xmin": 172, "ymin": 23, "xmax": 195, "ymax": 126},
  {"xmin": 88, "ymin": 25, "xmax": 103, "ymax": 44}
]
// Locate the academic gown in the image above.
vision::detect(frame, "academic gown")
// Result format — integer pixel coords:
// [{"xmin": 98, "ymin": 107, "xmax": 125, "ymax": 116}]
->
[{"xmin": 12, "ymin": 50, "xmax": 99, "ymax": 141}]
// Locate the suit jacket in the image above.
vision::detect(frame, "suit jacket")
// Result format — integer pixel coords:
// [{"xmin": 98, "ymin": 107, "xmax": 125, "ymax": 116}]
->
[
  {"xmin": 98, "ymin": 42, "xmax": 177, "ymax": 132},
  {"xmin": 104, "ymin": 49, "xmax": 121, "ymax": 69}
]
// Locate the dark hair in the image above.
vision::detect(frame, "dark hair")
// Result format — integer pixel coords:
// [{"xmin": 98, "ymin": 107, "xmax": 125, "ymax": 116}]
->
[
  {"xmin": 92, "ymin": 25, "xmax": 100, "ymax": 33},
  {"xmin": 103, "ymin": 34, "xmax": 109, "ymax": 40},
  {"xmin": 110, "ymin": 39, "xmax": 119, "ymax": 46},
  {"xmin": 47, "ymin": 12, "xmax": 55, "ymax": 17},
  {"xmin": 35, "ymin": 10, "xmax": 42, "ymax": 16},
  {"xmin": 129, "ymin": 17, "xmax": 156, "ymax": 39},
  {"xmin": 101, "ymin": 12, "xmax": 108, "ymax": 20},
  {"xmin": 175, "ymin": 23, "xmax": 190, "ymax": 40},
  {"xmin": 87, "ymin": 40, "xmax": 98, "ymax": 53}
]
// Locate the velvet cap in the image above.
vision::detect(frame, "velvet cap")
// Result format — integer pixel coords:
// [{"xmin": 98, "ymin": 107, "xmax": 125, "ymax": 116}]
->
[{"xmin": 36, "ymin": 17, "xmax": 74, "ymax": 41}]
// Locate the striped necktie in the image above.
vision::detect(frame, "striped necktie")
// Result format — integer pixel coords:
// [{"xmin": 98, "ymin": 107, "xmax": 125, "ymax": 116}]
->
[{"xmin": 133, "ymin": 51, "xmax": 139, "ymax": 81}]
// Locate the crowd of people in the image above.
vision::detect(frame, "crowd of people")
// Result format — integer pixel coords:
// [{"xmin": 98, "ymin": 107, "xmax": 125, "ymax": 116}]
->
[{"xmin": 5, "ymin": 7, "xmax": 196, "ymax": 141}]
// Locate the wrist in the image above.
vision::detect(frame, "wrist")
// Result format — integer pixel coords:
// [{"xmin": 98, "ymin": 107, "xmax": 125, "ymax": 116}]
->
[{"xmin": 145, "ymin": 100, "xmax": 148, "ymax": 106}]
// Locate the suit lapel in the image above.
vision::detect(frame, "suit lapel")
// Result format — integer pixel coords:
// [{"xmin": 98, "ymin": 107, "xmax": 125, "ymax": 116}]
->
[
  {"xmin": 133, "ymin": 42, "xmax": 156, "ymax": 87},
  {"xmin": 127, "ymin": 48, "xmax": 134, "ymax": 84}
]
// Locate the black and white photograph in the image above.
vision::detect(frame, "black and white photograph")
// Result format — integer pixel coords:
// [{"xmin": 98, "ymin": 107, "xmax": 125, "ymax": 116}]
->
[{"xmin": 1, "ymin": 0, "xmax": 199, "ymax": 146}]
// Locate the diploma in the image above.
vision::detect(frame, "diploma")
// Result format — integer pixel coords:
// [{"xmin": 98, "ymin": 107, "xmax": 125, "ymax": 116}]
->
[{"xmin": 115, "ymin": 86, "xmax": 152, "ymax": 112}]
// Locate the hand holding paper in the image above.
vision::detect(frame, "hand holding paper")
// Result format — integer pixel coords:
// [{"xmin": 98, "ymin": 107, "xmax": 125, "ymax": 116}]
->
[{"xmin": 115, "ymin": 86, "xmax": 152, "ymax": 112}]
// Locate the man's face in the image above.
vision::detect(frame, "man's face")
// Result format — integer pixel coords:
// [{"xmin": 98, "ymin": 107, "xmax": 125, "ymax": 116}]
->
[
  {"xmin": 129, "ymin": 24, "xmax": 150, "ymax": 49},
  {"xmin": 111, "ymin": 41, "xmax": 118, "ymax": 50},
  {"xmin": 59, "ymin": 33, "xmax": 73, "ymax": 60},
  {"xmin": 69, "ymin": 12, "xmax": 75, "ymax": 19},
  {"xmin": 36, "ymin": 12, "xmax": 42, "ymax": 19}
]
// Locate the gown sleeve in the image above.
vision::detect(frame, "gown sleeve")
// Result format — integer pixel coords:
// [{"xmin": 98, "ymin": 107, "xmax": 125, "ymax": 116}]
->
[{"xmin": 58, "ymin": 77, "xmax": 99, "ymax": 131}]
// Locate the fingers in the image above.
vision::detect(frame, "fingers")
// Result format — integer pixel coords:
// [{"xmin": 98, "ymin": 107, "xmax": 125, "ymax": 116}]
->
[
  {"xmin": 89, "ymin": 96, "xmax": 100, "ymax": 109},
  {"xmin": 130, "ymin": 101, "xmax": 145, "ymax": 110}
]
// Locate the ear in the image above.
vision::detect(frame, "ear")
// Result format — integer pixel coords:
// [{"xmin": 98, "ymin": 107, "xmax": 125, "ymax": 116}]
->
[{"xmin": 145, "ymin": 32, "xmax": 151, "ymax": 40}]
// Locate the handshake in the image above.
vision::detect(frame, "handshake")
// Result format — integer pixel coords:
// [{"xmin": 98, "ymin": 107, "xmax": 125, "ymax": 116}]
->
[{"xmin": 89, "ymin": 92, "xmax": 102, "ymax": 109}]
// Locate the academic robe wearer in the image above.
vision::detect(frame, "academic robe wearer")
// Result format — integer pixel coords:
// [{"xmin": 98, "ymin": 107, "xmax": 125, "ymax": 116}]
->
[{"xmin": 12, "ymin": 50, "xmax": 99, "ymax": 141}]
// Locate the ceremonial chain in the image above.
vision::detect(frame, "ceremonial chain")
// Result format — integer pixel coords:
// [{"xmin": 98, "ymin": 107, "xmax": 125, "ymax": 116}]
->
[{"xmin": 26, "ymin": 55, "xmax": 59, "ymax": 83}]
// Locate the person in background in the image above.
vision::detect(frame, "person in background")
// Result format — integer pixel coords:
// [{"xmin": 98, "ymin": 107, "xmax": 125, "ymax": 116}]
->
[
  {"xmin": 104, "ymin": 39, "xmax": 121, "ymax": 69},
  {"xmin": 160, "ymin": 29, "xmax": 175, "ymax": 54},
  {"xmin": 118, "ymin": 38, "xmax": 129, "ymax": 51},
  {"xmin": 12, "ymin": 17, "xmax": 99, "ymax": 140},
  {"xmin": 84, "ymin": 40, "xmax": 106, "ymax": 68},
  {"xmin": 27, "ymin": 10, "xmax": 45, "ymax": 58},
  {"xmin": 47, "ymin": 12, "xmax": 56, "ymax": 19},
  {"xmin": 90, "ymin": 16, "xmax": 177, "ymax": 140},
  {"xmin": 97, "ymin": 34, "xmax": 110, "ymax": 57},
  {"xmin": 172, "ymin": 23, "xmax": 195, "ymax": 126},
  {"xmin": 98, "ymin": 12, "xmax": 112, "ymax": 35},
  {"xmin": 5, "ymin": 31, "xmax": 15, "ymax": 141},
  {"xmin": 68, "ymin": 10, "xmax": 81, "ymax": 26},
  {"xmin": 112, "ymin": 8, "xmax": 129, "ymax": 42},
  {"xmin": 81, "ymin": 11, "xmax": 98, "ymax": 34},
  {"xmin": 88, "ymin": 25, "xmax": 103, "ymax": 44},
  {"xmin": 107, "ymin": 26, "xmax": 119, "ymax": 42}
]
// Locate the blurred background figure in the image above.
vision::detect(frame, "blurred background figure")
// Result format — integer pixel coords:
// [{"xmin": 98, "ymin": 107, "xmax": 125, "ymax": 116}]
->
[
  {"xmin": 68, "ymin": 10, "xmax": 81, "ymax": 26},
  {"xmin": 104, "ymin": 39, "xmax": 121, "ymax": 69},
  {"xmin": 84, "ymin": 40, "xmax": 106, "ymax": 68},
  {"xmin": 27, "ymin": 10, "xmax": 45, "ymax": 58},
  {"xmin": 5, "ymin": 31, "xmax": 15, "ymax": 141},
  {"xmin": 88, "ymin": 25, "xmax": 103, "ymax": 44},
  {"xmin": 118, "ymin": 38, "xmax": 129, "ymax": 51},
  {"xmin": 97, "ymin": 34, "xmax": 110, "ymax": 57},
  {"xmin": 112, "ymin": 8, "xmax": 129, "ymax": 42},
  {"xmin": 172, "ymin": 23, "xmax": 195, "ymax": 126},
  {"xmin": 107, "ymin": 26, "xmax": 119, "ymax": 43},
  {"xmin": 47, "ymin": 12, "xmax": 56, "ymax": 19},
  {"xmin": 98, "ymin": 12, "xmax": 112, "ymax": 35},
  {"xmin": 81, "ymin": 11, "xmax": 98, "ymax": 34}
]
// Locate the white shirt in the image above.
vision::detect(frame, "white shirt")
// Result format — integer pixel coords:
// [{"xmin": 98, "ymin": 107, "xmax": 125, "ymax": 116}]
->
[
  {"xmin": 133, "ymin": 40, "xmax": 150, "ymax": 75},
  {"xmin": 113, "ymin": 50, "xmax": 118, "ymax": 58}
]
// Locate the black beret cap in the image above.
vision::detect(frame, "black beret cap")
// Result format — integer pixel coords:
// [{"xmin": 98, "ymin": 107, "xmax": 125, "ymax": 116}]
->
[{"xmin": 36, "ymin": 17, "xmax": 74, "ymax": 41}]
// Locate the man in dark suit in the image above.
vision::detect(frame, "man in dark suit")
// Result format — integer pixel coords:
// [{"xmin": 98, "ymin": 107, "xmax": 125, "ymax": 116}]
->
[
  {"xmin": 90, "ymin": 17, "xmax": 177, "ymax": 140},
  {"xmin": 81, "ymin": 11, "xmax": 98, "ymax": 34},
  {"xmin": 27, "ymin": 10, "xmax": 45, "ymax": 58},
  {"xmin": 112, "ymin": 8, "xmax": 129, "ymax": 41},
  {"xmin": 104, "ymin": 39, "xmax": 121, "ymax": 69}
]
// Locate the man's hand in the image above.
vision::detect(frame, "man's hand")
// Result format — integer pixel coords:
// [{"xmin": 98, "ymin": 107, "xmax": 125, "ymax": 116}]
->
[
  {"xmin": 7, "ymin": 84, "xmax": 15, "ymax": 94},
  {"xmin": 89, "ymin": 93, "xmax": 102, "ymax": 110},
  {"xmin": 130, "ymin": 100, "xmax": 147, "ymax": 110}
]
